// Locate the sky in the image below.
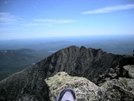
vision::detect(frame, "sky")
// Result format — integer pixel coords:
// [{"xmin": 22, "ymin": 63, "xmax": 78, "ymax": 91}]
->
[{"xmin": 0, "ymin": 0, "xmax": 134, "ymax": 40}]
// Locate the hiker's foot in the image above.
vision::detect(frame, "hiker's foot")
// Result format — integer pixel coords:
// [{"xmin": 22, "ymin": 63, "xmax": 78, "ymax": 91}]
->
[{"xmin": 56, "ymin": 88, "xmax": 76, "ymax": 101}]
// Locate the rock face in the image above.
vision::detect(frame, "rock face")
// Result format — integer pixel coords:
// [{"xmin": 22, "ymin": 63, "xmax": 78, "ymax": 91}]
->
[{"xmin": 0, "ymin": 45, "xmax": 133, "ymax": 101}]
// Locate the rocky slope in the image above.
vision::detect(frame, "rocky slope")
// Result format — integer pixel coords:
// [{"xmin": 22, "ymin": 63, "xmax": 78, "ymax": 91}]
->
[
  {"xmin": 42, "ymin": 46, "xmax": 122, "ymax": 81},
  {"xmin": 45, "ymin": 71, "xmax": 134, "ymax": 101},
  {"xmin": 0, "ymin": 45, "xmax": 133, "ymax": 101}
]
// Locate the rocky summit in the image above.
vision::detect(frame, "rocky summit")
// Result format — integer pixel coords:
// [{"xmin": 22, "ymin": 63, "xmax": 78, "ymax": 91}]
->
[
  {"xmin": 0, "ymin": 46, "xmax": 134, "ymax": 101},
  {"xmin": 45, "ymin": 71, "xmax": 134, "ymax": 101}
]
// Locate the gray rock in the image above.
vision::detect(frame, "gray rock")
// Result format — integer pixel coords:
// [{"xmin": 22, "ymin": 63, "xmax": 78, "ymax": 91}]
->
[
  {"xmin": 45, "ymin": 72, "xmax": 99, "ymax": 101},
  {"xmin": 45, "ymin": 72, "xmax": 134, "ymax": 101},
  {"xmin": 100, "ymin": 78, "xmax": 134, "ymax": 101},
  {"xmin": 123, "ymin": 65, "xmax": 134, "ymax": 78}
]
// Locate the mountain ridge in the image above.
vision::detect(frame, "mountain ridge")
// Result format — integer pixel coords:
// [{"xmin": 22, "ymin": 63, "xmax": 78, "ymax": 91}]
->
[{"xmin": 0, "ymin": 45, "xmax": 129, "ymax": 101}]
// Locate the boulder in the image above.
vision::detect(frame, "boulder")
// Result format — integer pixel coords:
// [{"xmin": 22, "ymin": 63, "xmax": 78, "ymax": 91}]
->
[
  {"xmin": 123, "ymin": 65, "xmax": 134, "ymax": 78},
  {"xmin": 45, "ymin": 72, "xmax": 99, "ymax": 101}
]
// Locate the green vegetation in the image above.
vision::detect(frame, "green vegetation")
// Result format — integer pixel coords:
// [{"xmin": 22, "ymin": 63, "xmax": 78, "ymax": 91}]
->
[{"xmin": 0, "ymin": 49, "xmax": 52, "ymax": 80}]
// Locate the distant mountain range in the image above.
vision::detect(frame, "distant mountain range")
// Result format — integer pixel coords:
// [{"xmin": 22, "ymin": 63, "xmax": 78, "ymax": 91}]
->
[
  {"xmin": 0, "ymin": 35, "xmax": 134, "ymax": 55},
  {"xmin": 0, "ymin": 46, "xmax": 133, "ymax": 101}
]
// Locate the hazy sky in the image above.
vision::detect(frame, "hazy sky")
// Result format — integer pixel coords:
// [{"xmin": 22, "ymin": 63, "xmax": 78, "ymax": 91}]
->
[{"xmin": 0, "ymin": 0, "xmax": 134, "ymax": 40}]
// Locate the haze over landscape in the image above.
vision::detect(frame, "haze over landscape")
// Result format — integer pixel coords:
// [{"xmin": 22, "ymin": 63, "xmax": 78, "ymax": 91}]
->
[{"xmin": 0, "ymin": 0, "xmax": 134, "ymax": 80}]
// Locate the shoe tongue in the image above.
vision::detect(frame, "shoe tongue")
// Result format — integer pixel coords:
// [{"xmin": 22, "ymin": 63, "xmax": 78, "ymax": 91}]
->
[{"xmin": 61, "ymin": 91, "xmax": 74, "ymax": 101}]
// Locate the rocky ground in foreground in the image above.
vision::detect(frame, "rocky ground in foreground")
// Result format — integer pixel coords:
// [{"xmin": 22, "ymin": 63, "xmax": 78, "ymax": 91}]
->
[{"xmin": 46, "ymin": 67, "xmax": 134, "ymax": 101}]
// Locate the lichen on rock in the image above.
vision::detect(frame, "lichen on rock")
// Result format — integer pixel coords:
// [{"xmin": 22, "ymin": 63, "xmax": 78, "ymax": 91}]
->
[
  {"xmin": 45, "ymin": 72, "xmax": 134, "ymax": 101},
  {"xmin": 45, "ymin": 72, "xmax": 99, "ymax": 101}
]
